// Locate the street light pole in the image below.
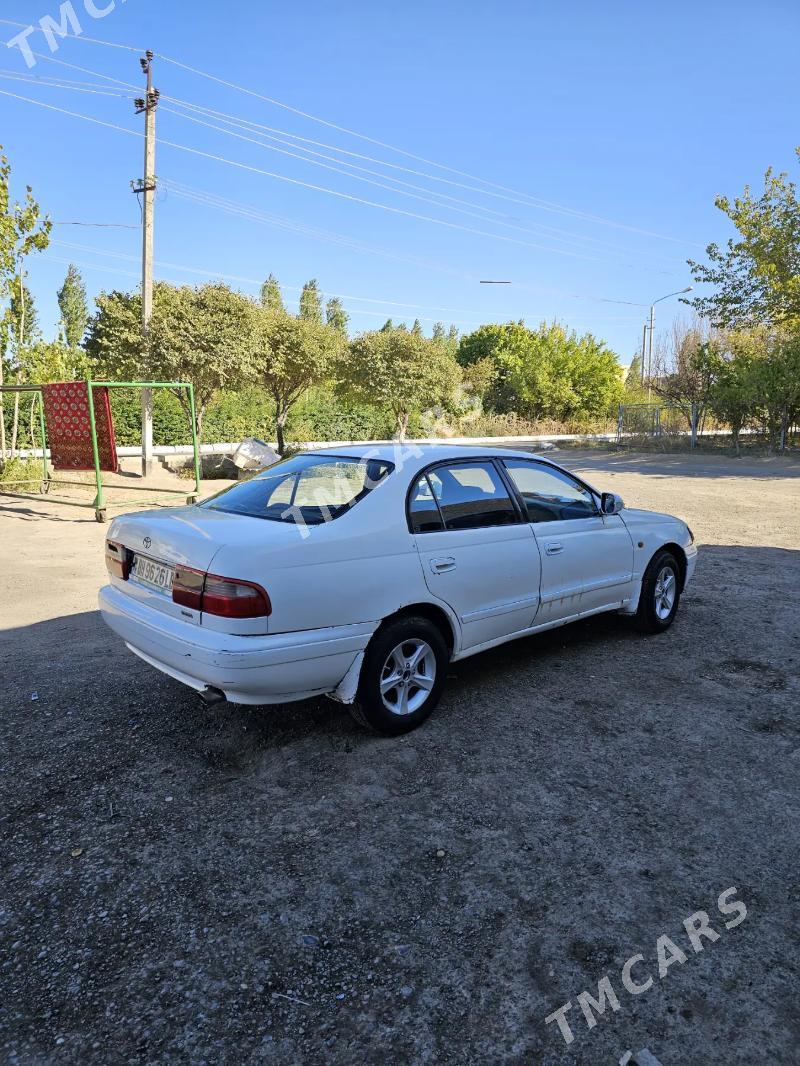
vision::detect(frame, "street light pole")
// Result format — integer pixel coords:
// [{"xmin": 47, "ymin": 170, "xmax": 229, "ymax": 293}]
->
[{"xmin": 644, "ymin": 286, "xmax": 693, "ymax": 401}]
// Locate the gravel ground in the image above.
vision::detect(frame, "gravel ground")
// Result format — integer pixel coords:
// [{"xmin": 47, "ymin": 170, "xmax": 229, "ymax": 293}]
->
[{"xmin": 1, "ymin": 449, "xmax": 798, "ymax": 1066}]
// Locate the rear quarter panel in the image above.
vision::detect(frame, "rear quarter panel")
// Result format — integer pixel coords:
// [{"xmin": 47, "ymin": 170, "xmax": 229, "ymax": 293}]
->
[{"xmin": 207, "ymin": 484, "xmax": 429, "ymax": 635}]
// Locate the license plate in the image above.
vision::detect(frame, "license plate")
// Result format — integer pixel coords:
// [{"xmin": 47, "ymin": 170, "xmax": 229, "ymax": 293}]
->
[{"xmin": 131, "ymin": 554, "xmax": 175, "ymax": 593}]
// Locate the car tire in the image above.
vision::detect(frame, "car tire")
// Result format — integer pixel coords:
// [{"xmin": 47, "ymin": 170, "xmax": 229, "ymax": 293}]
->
[
  {"xmin": 350, "ymin": 615, "xmax": 449, "ymax": 735},
  {"xmin": 635, "ymin": 549, "xmax": 682, "ymax": 634}
]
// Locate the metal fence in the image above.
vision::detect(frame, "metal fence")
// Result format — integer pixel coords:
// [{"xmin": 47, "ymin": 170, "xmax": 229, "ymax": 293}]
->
[
  {"xmin": 617, "ymin": 403, "xmax": 799, "ymax": 450},
  {"xmin": 617, "ymin": 404, "xmax": 698, "ymax": 445}
]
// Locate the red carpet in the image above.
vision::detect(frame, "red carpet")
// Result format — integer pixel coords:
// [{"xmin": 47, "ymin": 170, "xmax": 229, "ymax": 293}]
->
[{"xmin": 42, "ymin": 382, "xmax": 119, "ymax": 472}]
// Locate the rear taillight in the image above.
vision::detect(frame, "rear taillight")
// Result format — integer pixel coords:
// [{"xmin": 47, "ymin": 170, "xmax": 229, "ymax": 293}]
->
[
  {"xmin": 172, "ymin": 566, "xmax": 204, "ymax": 610},
  {"xmin": 172, "ymin": 568, "xmax": 271, "ymax": 619},
  {"xmin": 202, "ymin": 575, "xmax": 271, "ymax": 618},
  {"xmin": 105, "ymin": 540, "xmax": 131, "ymax": 580}
]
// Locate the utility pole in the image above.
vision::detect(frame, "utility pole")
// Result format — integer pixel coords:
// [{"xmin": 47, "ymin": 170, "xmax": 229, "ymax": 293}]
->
[{"xmin": 133, "ymin": 51, "xmax": 159, "ymax": 476}]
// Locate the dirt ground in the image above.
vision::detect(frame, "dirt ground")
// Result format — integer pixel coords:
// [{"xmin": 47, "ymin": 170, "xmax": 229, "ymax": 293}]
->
[{"xmin": 1, "ymin": 448, "xmax": 798, "ymax": 1065}]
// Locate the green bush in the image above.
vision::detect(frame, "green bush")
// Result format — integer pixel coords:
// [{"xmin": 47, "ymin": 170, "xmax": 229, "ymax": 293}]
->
[
  {"xmin": 288, "ymin": 387, "xmax": 394, "ymax": 441},
  {"xmin": 0, "ymin": 457, "xmax": 44, "ymax": 491},
  {"xmin": 107, "ymin": 386, "xmax": 394, "ymax": 447}
]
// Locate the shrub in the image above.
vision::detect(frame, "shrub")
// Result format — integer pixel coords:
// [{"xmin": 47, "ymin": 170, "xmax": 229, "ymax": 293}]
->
[{"xmin": 0, "ymin": 457, "xmax": 44, "ymax": 491}]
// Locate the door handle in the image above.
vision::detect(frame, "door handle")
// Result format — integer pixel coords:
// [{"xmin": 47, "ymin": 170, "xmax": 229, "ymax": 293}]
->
[
  {"xmin": 430, "ymin": 557, "xmax": 457, "ymax": 574},
  {"xmin": 545, "ymin": 542, "xmax": 564, "ymax": 555}
]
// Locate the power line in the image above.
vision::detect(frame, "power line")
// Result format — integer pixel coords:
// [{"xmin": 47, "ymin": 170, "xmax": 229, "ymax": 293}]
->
[
  {"xmin": 46, "ymin": 242, "xmax": 640, "ymax": 326},
  {"xmin": 49, "ymin": 237, "xmax": 490, "ymax": 315},
  {"xmin": 160, "ymin": 100, "xmax": 680, "ymax": 268},
  {"xmin": 159, "ymin": 103, "xmax": 651, "ymax": 266},
  {"xmin": 52, "ymin": 221, "xmax": 139, "ymax": 228},
  {"xmin": 1, "ymin": 86, "xmax": 674, "ymax": 267},
  {"xmin": 1, "ymin": 86, "xmax": 653, "ymax": 315},
  {"xmin": 0, "ymin": 20, "xmax": 701, "ymax": 247},
  {"xmin": 8, "ymin": 49, "xmax": 667, "ymax": 263},
  {"xmin": 0, "ymin": 86, "xmax": 141, "ymax": 136},
  {"xmin": 65, "ymin": 178, "xmax": 648, "ymax": 311},
  {"xmin": 0, "ymin": 18, "xmax": 140, "ymax": 53},
  {"xmin": 0, "ymin": 68, "xmax": 132, "ymax": 97},
  {"xmin": 5, "ymin": 54, "xmax": 673, "ymax": 264},
  {"xmin": 159, "ymin": 95, "xmax": 688, "ymax": 261}
]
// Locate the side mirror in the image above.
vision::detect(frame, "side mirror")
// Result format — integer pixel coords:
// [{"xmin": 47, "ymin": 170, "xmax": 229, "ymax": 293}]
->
[{"xmin": 601, "ymin": 491, "xmax": 624, "ymax": 516}]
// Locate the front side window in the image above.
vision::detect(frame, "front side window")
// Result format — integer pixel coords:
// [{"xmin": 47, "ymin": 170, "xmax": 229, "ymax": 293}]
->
[
  {"xmin": 203, "ymin": 454, "xmax": 393, "ymax": 524},
  {"xmin": 411, "ymin": 461, "xmax": 518, "ymax": 532},
  {"xmin": 503, "ymin": 460, "xmax": 597, "ymax": 523}
]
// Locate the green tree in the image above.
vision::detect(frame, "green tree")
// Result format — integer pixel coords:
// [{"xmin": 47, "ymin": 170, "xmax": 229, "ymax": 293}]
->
[
  {"xmin": 260, "ymin": 273, "xmax": 284, "ymax": 311},
  {"xmin": 299, "ymin": 278, "xmax": 323, "ymax": 323},
  {"xmin": 651, "ymin": 321, "xmax": 720, "ymax": 432},
  {"xmin": 457, "ymin": 322, "xmax": 534, "ymax": 412},
  {"xmin": 458, "ymin": 320, "xmax": 623, "ymax": 421},
  {"xmin": 0, "ymin": 146, "xmax": 50, "ymax": 458},
  {"xmin": 707, "ymin": 336, "xmax": 756, "ymax": 454},
  {"xmin": 24, "ymin": 340, "xmax": 90, "ymax": 384},
  {"xmin": 7, "ymin": 276, "xmax": 39, "ymax": 349},
  {"xmin": 411, "ymin": 318, "xmax": 422, "ymax": 336},
  {"xmin": 446, "ymin": 324, "xmax": 459, "ymax": 355},
  {"xmin": 344, "ymin": 329, "xmax": 460, "ymax": 440},
  {"xmin": 254, "ymin": 309, "xmax": 344, "ymax": 453},
  {"xmin": 380, "ymin": 318, "xmax": 394, "ymax": 333},
  {"xmin": 744, "ymin": 326, "xmax": 800, "ymax": 449},
  {"xmin": 688, "ymin": 154, "xmax": 800, "ymax": 327},
  {"xmin": 512, "ymin": 323, "xmax": 623, "ymax": 421},
  {"xmin": 57, "ymin": 264, "xmax": 88, "ymax": 348},
  {"xmin": 325, "ymin": 296, "xmax": 349, "ymax": 335},
  {"xmin": 622, "ymin": 354, "xmax": 649, "ymax": 404},
  {"xmin": 86, "ymin": 282, "xmax": 256, "ymax": 438}
]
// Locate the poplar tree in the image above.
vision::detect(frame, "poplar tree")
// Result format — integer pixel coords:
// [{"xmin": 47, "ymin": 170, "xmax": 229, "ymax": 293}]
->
[
  {"xmin": 260, "ymin": 273, "xmax": 284, "ymax": 311},
  {"xmin": 325, "ymin": 296, "xmax": 349, "ymax": 335},
  {"xmin": 299, "ymin": 278, "xmax": 323, "ymax": 323},
  {"xmin": 57, "ymin": 264, "xmax": 88, "ymax": 348}
]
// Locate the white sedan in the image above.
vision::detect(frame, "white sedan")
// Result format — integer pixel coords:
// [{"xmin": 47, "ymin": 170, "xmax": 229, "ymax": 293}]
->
[{"xmin": 99, "ymin": 445, "xmax": 697, "ymax": 734}]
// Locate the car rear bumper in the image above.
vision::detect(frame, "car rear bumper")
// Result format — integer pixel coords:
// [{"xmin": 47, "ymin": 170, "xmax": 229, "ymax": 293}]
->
[{"xmin": 98, "ymin": 584, "xmax": 377, "ymax": 705}]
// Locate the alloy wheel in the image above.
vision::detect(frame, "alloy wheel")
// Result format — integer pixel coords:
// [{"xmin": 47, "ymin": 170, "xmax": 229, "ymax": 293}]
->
[
  {"xmin": 654, "ymin": 565, "xmax": 677, "ymax": 620},
  {"xmin": 379, "ymin": 639, "xmax": 436, "ymax": 715}
]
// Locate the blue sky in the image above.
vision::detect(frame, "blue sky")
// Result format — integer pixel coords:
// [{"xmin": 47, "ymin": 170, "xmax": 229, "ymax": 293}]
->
[{"xmin": 2, "ymin": 0, "xmax": 799, "ymax": 365}]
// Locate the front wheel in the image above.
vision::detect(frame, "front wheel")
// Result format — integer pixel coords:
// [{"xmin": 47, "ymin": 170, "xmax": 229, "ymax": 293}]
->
[
  {"xmin": 350, "ymin": 616, "xmax": 448, "ymax": 735},
  {"xmin": 635, "ymin": 549, "xmax": 682, "ymax": 633}
]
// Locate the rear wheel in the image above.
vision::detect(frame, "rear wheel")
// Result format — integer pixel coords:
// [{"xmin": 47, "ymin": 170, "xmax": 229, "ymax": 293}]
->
[
  {"xmin": 635, "ymin": 549, "xmax": 681, "ymax": 633},
  {"xmin": 350, "ymin": 616, "xmax": 448, "ymax": 735}
]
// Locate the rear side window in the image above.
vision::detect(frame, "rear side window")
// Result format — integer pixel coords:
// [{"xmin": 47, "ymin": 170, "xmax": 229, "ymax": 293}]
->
[
  {"xmin": 411, "ymin": 461, "xmax": 518, "ymax": 532},
  {"xmin": 503, "ymin": 460, "xmax": 597, "ymax": 522},
  {"xmin": 409, "ymin": 474, "xmax": 444, "ymax": 533}
]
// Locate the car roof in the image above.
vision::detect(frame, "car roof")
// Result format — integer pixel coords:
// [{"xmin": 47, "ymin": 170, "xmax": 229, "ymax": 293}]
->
[{"xmin": 307, "ymin": 442, "xmax": 560, "ymax": 467}]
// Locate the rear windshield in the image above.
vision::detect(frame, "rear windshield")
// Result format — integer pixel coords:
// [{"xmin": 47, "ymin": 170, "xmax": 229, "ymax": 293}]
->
[{"xmin": 201, "ymin": 454, "xmax": 394, "ymax": 525}]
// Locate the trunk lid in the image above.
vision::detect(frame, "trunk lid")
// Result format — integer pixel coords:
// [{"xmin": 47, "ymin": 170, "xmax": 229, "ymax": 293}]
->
[
  {"xmin": 107, "ymin": 505, "xmax": 287, "ymax": 631},
  {"xmin": 104, "ymin": 501, "xmax": 309, "ymax": 631}
]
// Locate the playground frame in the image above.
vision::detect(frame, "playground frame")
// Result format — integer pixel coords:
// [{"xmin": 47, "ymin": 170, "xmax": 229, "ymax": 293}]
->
[{"xmin": 0, "ymin": 380, "xmax": 202, "ymax": 522}]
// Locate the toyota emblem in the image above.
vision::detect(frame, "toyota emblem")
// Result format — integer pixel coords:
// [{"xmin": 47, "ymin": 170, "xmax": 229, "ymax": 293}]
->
[{"xmin": 143, "ymin": 536, "xmax": 152, "ymax": 549}]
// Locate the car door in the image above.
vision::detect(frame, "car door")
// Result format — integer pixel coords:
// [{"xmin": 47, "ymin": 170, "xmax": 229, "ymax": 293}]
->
[
  {"xmin": 501, "ymin": 459, "xmax": 634, "ymax": 621},
  {"xmin": 408, "ymin": 460, "xmax": 541, "ymax": 651}
]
